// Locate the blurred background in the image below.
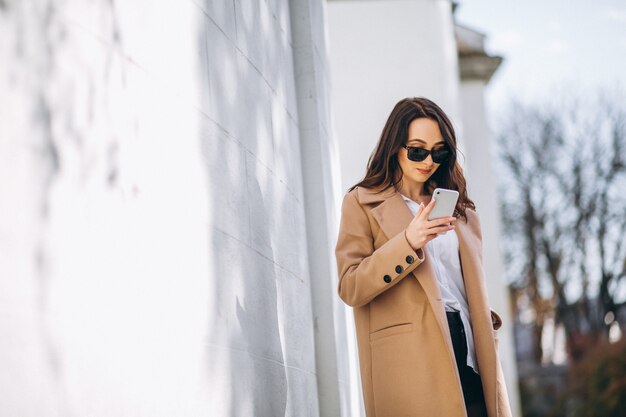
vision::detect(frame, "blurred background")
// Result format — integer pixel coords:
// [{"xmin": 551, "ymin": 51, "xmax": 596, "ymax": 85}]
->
[{"xmin": 1, "ymin": 0, "xmax": 624, "ymax": 416}]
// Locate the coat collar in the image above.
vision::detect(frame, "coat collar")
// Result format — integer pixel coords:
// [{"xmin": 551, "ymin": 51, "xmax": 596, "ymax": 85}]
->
[{"xmin": 355, "ymin": 184, "xmax": 397, "ymax": 204}]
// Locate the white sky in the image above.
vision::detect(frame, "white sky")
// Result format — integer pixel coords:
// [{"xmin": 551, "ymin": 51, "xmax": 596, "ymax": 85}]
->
[{"xmin": 455, "ymin": 0, "xmax": 626, "ymax": 117}]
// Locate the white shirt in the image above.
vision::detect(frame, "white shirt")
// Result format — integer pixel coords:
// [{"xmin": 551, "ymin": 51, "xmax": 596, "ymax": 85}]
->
[{"xmin": 400, "ymin": 194, "xmax": 479, "ymax": 374}]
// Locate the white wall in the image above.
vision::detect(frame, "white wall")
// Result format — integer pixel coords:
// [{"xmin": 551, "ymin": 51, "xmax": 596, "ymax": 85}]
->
[
  {"xmin": 0, "ymin": 0, "xmax": 343, "ymax": 415},
  {"xmin": 290, "ymin": 0, "xmax": 355, "ymax": 415},
  {"xmin": 327, "ymin": 0, "xmax": 465, "ymax": 195},
  {"xmin": 459, "ymin": 80, "xmax": 522, "ymax": 417}
]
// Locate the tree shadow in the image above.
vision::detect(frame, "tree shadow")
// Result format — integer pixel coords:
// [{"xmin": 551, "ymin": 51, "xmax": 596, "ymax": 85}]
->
[{"xmin": 196, "ymin": 0, "xmax": 305, "ymax": 415}]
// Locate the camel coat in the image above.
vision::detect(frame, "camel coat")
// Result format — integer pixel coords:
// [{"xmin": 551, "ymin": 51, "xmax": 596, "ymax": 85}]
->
[{"xmin": 335, "ymin": 185, "xmax": 513, "ymax": 417}]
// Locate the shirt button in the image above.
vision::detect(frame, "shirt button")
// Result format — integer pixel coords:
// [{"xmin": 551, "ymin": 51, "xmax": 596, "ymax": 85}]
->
[
  {"xmin": 395, "ymin": 265, "xmax": 403, "ymax": 274},
  {"xmin": 406, "ymin": 255, "xmax": 414, "ymax": 264},
  {"xmin": 383, "ymin": 275, "xmax": 392, "ymax": 283}
]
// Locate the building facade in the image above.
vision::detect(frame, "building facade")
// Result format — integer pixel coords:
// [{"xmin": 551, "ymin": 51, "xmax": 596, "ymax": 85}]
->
[{"xmin": 0, "ymin": 0, "xmax": 518, "ymax": 416}]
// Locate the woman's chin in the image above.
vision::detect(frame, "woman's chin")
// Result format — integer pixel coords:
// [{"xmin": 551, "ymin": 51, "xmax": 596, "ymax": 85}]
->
[{"xmin": 414, "ymin": 173, "xmax": 431, "ymax": 181}]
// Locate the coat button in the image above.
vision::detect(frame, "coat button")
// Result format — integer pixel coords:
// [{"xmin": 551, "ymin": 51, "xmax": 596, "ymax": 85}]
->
[
  {"xmin": 383, "ymin": 275, "xmax": 392, "ymax": 283},
  {"xmin": 395, "ymin": 265, "xmax": 403, "ymax": 274},
  {"xmin": 406, "ymin": 255, "xmax": 414, "ymax": 264}
]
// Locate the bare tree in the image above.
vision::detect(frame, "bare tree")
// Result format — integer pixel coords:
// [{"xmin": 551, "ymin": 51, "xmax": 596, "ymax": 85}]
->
[{"xmin": 494, "ymin": 86, "xmax": 626, "ymax": 364}]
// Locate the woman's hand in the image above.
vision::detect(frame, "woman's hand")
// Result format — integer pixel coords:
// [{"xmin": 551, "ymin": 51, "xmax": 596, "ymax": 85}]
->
[{"xmin": 405, "ymin": 198, "xmax": 457, "ymax": 250}]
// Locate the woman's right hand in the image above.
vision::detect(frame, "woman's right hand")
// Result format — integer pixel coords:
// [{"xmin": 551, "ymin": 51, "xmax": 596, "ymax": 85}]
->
[{"xmin": 405, "ymin": 198, "xmax": 457, "ymax": 250}]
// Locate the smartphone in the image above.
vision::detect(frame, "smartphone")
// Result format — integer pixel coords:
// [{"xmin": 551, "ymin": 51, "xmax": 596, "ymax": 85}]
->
[{"xmin": 427, "ymin": 188, "xmax": 459, "ymax": 234}]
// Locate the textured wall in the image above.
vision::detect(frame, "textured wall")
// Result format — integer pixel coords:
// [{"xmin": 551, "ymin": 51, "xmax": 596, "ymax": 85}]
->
[
  {"xmin": 0, "ymin": 0, "xmax": 324, "ymax": 415},
  {"xmin": 288, "ymin": 0, "xmax": 356, "ymax": 414}
]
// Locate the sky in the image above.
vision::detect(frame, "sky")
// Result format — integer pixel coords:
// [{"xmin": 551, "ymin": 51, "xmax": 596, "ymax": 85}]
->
[{"xmin": 455, "ymin": 0, "xmax": 626, "ymax": 120}]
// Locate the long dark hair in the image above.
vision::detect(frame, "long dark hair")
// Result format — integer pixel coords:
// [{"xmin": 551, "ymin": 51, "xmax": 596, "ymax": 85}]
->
[{"xmin": 349, "ymin": 97, "xmax": 476, "ymax": 221}]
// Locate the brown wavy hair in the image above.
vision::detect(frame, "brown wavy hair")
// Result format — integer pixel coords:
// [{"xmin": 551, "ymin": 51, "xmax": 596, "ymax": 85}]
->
[{"xmin": 348, "ymin": 97, "xmax": 476, "ymax": 222}]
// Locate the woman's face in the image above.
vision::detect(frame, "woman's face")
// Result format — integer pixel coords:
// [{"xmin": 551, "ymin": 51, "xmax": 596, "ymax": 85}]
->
[{"xmin": 397, "ymin": 117, "xmax": 446, "ymax": 186}]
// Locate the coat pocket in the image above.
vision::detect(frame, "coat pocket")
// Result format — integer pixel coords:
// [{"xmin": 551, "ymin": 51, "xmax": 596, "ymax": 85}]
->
[
  {"xmin": 369, "ymin": 325, "xmax": 421, "ymax": 415},
  {"xmin": 369, "ymin": 322, "xmax": 413, "ymax": 342}
]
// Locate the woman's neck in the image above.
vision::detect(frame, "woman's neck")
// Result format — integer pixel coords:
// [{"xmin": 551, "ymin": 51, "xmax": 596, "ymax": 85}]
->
[{"xmin": 396, "ymin": 181, "xmax": 430, "ymax": 203}]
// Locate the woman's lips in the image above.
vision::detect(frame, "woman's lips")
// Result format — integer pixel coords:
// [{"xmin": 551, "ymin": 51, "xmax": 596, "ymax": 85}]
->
[{"xmin": 417, "ymin": 168, "xmax": 431, "ymax": 174}]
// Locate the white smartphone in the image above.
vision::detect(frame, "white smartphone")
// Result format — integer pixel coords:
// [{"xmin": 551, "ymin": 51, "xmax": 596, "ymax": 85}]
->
[{"xmin": 427, "ymin": 188, "xmax": 459, "ymax": 234}]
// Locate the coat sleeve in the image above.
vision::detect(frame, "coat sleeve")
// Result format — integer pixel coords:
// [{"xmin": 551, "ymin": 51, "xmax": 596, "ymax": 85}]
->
[{"xmin": 335, "ymin": 191, "xmax": 425, "ymax": 307}]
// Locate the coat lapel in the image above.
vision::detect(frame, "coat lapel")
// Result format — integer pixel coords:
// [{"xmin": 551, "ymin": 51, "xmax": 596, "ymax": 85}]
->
[
  {"xmin": 455, "ymin": 213, "xmax": 499, "ymax": 416},
  {"xmin": 358, "ymin": 186, "xmax": 458, "ymax": 375}
]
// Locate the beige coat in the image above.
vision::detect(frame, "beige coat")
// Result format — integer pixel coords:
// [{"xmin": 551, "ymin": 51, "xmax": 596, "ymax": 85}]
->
[{"xmin": 335, "ymin": 185, "xmax": 513, "ymax": 417}]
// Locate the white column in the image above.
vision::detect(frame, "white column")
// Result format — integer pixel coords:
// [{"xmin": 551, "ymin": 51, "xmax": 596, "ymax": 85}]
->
[
  {"xmin": 327, "ymin": 0, "xmax": 465, "ymax": 195},
  {"xmin": 460, "ymin": 80, "xmax": 522, "ymax": 417},
  {"xmin": 291, "ymin": 0, "xmax": 354, "ymax": 416}
]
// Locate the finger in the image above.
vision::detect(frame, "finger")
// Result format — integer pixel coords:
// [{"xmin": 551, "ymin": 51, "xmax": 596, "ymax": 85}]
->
[
  {"xmin": 429, "ymin": 224, "xmax": 454, "ymax": 234},
  {"xmin": 422, "ymin": 224, "xmax": 453, "ymax": 236},
  {"xmin": 437, "ymin": 217, "xmax": 456, "ymax": 226},
  {"xmin": 418, "ymin": 198, "xmax": 436, "ymax": 221},
  {"xmin": 425, "ymin": 233, "xmax": 439, "ymax": 242},
  {"xmin": 414, "ymin": 203, "xmax": 425, "ymax": 220},
  {"xmin": 425, "ymin": 216, "xmax": 456, "ymax": 228}
]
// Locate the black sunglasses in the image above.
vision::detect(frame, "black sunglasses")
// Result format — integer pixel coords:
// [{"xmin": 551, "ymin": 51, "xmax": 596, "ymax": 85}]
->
[{"xmin": 402, "ymin": 145, "xmax": 451, "ymax": 163}]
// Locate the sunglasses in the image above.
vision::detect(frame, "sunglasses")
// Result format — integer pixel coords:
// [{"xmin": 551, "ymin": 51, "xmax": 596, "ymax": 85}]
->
[{"xmin": 402, "ymin": 145, "xmax": 451, "ymax": 163}]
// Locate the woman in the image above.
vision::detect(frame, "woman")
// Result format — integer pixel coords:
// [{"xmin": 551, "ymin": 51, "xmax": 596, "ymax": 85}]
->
[{"xmin": 335, "ymin": 97, "xmax": 513, "ymax": 417}]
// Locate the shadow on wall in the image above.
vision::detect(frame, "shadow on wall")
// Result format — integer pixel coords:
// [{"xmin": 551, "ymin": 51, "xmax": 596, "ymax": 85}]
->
[
  {"xmin": 22, "ymin": 0, "xmax": 126, "ymax": 394},
  {"xmin": 2, "ymin": 0, "xmax": 305, "ymax": 414},
  {"xmin": 197, "ymin": 0, "xmax": 304, "ymax": 415}
]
